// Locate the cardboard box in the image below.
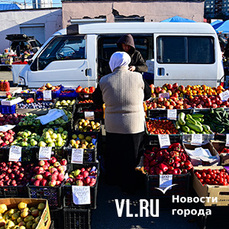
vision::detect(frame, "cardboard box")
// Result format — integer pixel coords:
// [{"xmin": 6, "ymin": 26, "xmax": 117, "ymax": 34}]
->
[
  {"xmin": 0, "ymin": 198, "xmax": 51, "ymax": 229},
  {"xmin": 211, "ymin": 140, "xmax": 229, "ymax": 166},
  {"xmin": 183, "ymin": 142, "xmax": 220, "ymax": 166},
  {"xmin": 193, "ymin": 166, "xmax": 229, "ymax": 206}
]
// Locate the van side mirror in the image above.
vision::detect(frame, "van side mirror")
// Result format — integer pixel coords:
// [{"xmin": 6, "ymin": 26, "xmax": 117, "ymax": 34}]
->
[{"xmin": 16, "ymin": 45, "xmax": 20, "ymax": 57}]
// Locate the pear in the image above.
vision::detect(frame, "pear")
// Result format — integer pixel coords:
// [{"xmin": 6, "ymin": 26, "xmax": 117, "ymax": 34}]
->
[{"xmin": 0, "ymin": 204, "xmax": 7, "ymax": 214}]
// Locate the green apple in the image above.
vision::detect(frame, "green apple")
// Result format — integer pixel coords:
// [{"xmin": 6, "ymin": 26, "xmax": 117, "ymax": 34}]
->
[
  {"xmin": 58, "ymin": 127, "xmax": 64, "ymax": 133},
  {"xmin": 72, "ymin": 134, "xmax": 77, "ymax": 139}
]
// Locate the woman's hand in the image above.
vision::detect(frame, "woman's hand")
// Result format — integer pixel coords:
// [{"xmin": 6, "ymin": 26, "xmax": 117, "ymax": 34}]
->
[{"xmin": 129, "ymin": 66, "xmax": 136, "ymax": 71}]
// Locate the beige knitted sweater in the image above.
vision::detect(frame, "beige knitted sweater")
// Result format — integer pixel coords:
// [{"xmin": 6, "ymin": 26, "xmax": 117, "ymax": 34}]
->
[{"xmin": 99, "ymin": 66, "xmax": 145, "ymax": 134}]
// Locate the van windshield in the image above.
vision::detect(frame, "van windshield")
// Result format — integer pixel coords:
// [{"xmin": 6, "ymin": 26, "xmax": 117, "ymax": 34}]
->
[
  {"xmin": 32, "ymin": 35, "xmax": 85, "ymax": 71},
  {"xmin": 157, "ymin": 36, "xmax": 214, "ymax": 64}
]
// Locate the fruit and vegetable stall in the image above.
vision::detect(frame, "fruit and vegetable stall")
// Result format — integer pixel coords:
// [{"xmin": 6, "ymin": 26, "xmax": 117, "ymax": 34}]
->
[{"xmin": 0, "ymin": 82, "xmax": 229, "ymax": 228}]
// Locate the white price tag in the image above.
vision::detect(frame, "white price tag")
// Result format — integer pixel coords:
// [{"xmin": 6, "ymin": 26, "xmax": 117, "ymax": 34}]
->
[
  {"xmin": 84, "ymin": 111, "xmax": 95, "ymax": 121},
  {"xmin": 159, "ymin": 93, "xmax": 170, "ymax": 99},
  {"xmin": 167, "ymin": 109, "xmax": 177, "ymax": 120},
  {"xmin": 191, "ymin": 134, "xmax": 203, "ymax": 145},
  {"xmin": 9, "ymin": 146, "xmax": 22, "ymax": 161},
  {"xmin": 43, "ymin": 90, "xmax": 52, "ymax": 101},
  {"xmin": 72, "ymin": 186, "xmax": 90, "ymax": 205},
  {"xmin": 71, "ymin": 148, "xmax": 84, "ymax": 164},
  {"xmin": 219, "ymin": 90, "xmax": 229, "ymax": 101},
  {"xmin": 159, "ymin": 175, "xmax": 173, "ymax": 190},
  {"xmin": 226, "ymin": 134, "xmax": 229, "ymax": 147},
  {"xmin": 39, "ymin": 147, "xmax": 52, "ymax": 160},
  {"xmin": 158, "ymin": 134, "xmax": 171, "ymax": 148}
]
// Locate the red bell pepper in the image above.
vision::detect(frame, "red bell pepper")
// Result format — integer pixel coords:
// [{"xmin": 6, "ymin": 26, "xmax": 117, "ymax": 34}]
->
[
  {"xmin": 184, "ymin": 160, "xmax": 193, "ymax": 170},
  {"xmin": 169, "ymin": 143, "xmax": 182, "ymax": 151},
  {"xmin": 159, "ymin": 163, "xmax": 169, "ymax": 172},
  {"xmin": 173, "ymin": 168, "xmax": 181, "ymax": 175}
]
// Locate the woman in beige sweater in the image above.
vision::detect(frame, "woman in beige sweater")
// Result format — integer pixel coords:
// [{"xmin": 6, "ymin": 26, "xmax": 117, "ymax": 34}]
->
[{"xmin": 93, "ymin": 52, "xmax": 151, "ymax": 193}]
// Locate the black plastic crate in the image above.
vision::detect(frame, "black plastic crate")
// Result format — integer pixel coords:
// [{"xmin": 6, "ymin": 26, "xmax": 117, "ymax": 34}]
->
[
  {"xmin": 63, "ymin": 208, "xmax": 91, "ymax": 229},
  {"xmin": 145, "ymin": 173, "xmax": 190, "ymax": 198},
  {"xmin": 0, "ymin": 185, "xmax": 28, "ymax": 198},
  {"xmin": 28, "ymin": 184, "xmax": 62, "ymax": 209},
  {"xmin": 66, "ymin": 148, "xmax": 97, "ymax": 164},
  {"xmin": 63, "ymin": 163, "xmax": 99, "ymax": 210},
  {"xmin": 50, "ymin": 208, "xmax": 64, "ymax": 229},
  {"xmin": 147, "ymin": 108, "xmax": 192, "ymax": 118}
]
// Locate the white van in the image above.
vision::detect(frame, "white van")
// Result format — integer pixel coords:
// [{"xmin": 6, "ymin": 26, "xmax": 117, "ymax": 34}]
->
[{"xmin": 18, "ymin": 22, "xmax": 224, "ymax": 88}]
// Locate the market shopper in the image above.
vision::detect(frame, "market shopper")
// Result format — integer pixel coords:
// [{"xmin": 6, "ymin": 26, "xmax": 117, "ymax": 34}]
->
[
  {"xmin": 93, "ymin": 51, "xmax": 151, "ymax": 194},
  {"xmin": 117, "ymin": 34, "xmax": 148, "ymax": 74}
]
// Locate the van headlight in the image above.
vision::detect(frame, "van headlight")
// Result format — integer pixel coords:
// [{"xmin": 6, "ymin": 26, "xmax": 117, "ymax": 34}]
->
[{"xmin": 18, "ymin": 76, "xmax": 25, "ymax": 86}]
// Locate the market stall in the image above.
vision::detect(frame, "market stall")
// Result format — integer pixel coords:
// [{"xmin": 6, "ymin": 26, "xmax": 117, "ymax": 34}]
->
[{"xmin": 0, "ymin": 82, "xmax": 229, "ymax": 228}]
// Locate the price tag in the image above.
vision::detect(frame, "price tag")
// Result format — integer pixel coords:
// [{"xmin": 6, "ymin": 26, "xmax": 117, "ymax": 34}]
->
[
  {"xmin": 9, "ymin": 146, "xmax": 22, "ymax": 161},
  {"xmin": 43, "ymin": 90, "xmax": 52, "ymax": 101},
  {"xmin": 167, "ymin": 109, "xmax": 177, "ymax": 120},
  {"xmin": 219, "ymin": 90, "xmax": 229, "ymax": 101},
  {"xmin": 226, "ymin": 134, "xmax": 229, "ymax": 147},
  {"xmin": 71, "ymin": 148, "xmax": 84, "ymax": 164},
  {"xmin": 39, "ymin": 147, "xmax": 52, "ymax": 160},
  {"xmin": 159, "ymin": 175, "xmax": 173, "ymax": 190},
  {"xmin": 72, "ymin": 186, "xmax": 90, "ymax": 205},
  {"xmin": 191, "ymin": 134, "xmax": 203, "ymax": 145},
  {"xmin": 158, "ymin": 134, "xmax": 171, "ymax": 148},
  {"xmin": 84, "ymin": 111, "xmax": 95, "ymax": 121},
  {"xmin": 159, "ymin": 93, "xmax": 170, "ymax": 99}
]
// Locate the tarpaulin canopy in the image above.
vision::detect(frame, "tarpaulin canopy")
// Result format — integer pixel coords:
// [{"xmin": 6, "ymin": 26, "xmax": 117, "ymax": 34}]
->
[
  {"xmin": 161, "ymin": 16, "xmax": 195, "ymax": 23},
  {"xmin": 215, "ymin": 20, "xmax": 229, "ymax": 34},
  {"xmin": 211, "ymin": 20, "xmax": 224, "ymax": 30}
]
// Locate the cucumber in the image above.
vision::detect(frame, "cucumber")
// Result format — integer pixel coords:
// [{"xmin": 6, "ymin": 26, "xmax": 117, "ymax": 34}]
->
[
  {"xmin": 189, "ymin": 130, "xmax": 196, "ymax": 134},
  {"xmin": 191, "ymin": 113, "xmax": 204, "ymax": 119},
  {"xmin": 186, "ymin": 114, "xmax": 197, "ymax": 125},
  {"xmin": 181, "ymin": 125, "xmax": 190, "ymax": 133},
  {"xmin": 202, "ymin": 124, "xmax": 211, "ymax": 132},
  {"xmin": 186, "ymin": 121, "xmax": 203, "ymax": 133},
  {"xmin": 178, "ymin": 112, "xmax": 186, "ymax": 126},
  {"xmin": 175, "ymin": 121, "xmax": 181, "ymax": 130}
]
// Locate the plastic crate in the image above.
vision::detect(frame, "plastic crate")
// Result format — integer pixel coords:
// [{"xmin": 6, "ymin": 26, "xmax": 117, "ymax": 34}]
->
[
  {"xmin": 63, "ymin": 163, "xmax": 99, "ymax": 210},
  {"xmin": 147, "ymin": 108, "xmax": 192, "ymax": 119},
  {"xmin": 50, "ymin": 208, "xmax": 64, "ymax": 229},
  {"xmin": 0, "ymin": 105, "xmax": 16, "ymax": 114},
  {"xmin": 0, "ymin": 185, "xmax": 28, "ymax": 198},
  {"xmin": 28, "ymin": 184, "xmax": 62, "ymax": 209},
  {"xmin": 59, "ymin": 87, "xmax": 78, "ymax": 98},
  {"xmin": 145, "ymin": 173, "xmax": 190, "ymax": 198},
  {"xmin": 54, "ymin": 97, "xmax": 76, "ymax": 112},
  {"xmin": 63, "ymin": 208, "xmax": 91, "ymax": 229},
  {"xmin": 36, "ymin": 85, "xmax": 63, "ymax": 100}
]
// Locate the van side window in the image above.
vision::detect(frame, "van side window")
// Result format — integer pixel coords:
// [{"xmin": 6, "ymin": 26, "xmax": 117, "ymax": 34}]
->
[
  {"xmin": 31, "ymin": 35, "xmax": 85, "ymax": 71},
  {"xmin": 157, "ymin": 36, "xmax": 214, "ymax": 64}
]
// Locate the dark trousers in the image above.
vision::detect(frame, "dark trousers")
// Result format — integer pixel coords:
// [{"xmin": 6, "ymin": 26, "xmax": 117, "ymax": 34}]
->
[{"xmin": 105, "ymin": 131, "xmax": 145, "ymax": 192}]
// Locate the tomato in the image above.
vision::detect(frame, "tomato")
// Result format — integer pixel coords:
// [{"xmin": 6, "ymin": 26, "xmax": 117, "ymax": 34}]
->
[{"xmin": 206, "ymin": 174, "xmax": 211, "ymax": 179}]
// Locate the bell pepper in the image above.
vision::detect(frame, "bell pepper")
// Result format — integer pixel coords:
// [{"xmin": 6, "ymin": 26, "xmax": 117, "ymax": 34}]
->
[
  {"xmin": 174, "ymin": 161, "xmax": 180, "ymax": 168},
  {"xmin": 155, "ymin": 167, "xmax": 163, "ymax": 175},
  {"xmin": 173, "ymin": 168, "xmax": 181, "ymax": 175},
  {"xmin": 159, "ymin": 163, "xmax": 169, "ymax": 172},
  {"xmin": 184, "ymin": 160, "xmax": 193, "ymax": 170},
  {"xmin": 150, "ymin": 160, "xmax": 158, "ymax": 167},
  {"xmin": 168, "ymin": 143, "xmax": 182, "ymax": 151},
  {"xmin": 180, "ymin": 152, "xmax": 187, "ymax": 162}
]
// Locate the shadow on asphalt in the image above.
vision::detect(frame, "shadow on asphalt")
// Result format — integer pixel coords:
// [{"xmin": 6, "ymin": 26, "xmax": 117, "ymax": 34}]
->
[{"xmin": 91, "ymin": 172, "xmax": 201, "ymax": 229}]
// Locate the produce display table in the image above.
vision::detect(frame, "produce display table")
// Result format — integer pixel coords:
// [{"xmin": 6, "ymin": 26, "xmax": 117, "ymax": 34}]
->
[{"xmin": 1, "ymin": 83, "xmax": 229, "ymax": 229}]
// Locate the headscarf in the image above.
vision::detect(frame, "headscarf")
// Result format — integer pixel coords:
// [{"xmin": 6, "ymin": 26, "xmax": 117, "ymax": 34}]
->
[{"xmin": 109, "ymin": 51, "xmax": 131, "ymax": 72}]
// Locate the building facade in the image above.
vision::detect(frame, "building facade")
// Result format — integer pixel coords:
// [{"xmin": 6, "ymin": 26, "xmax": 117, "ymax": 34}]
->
[
  {"xmin": 205, "ymin": 0, "xmax": 229, "ymax": 19},
  {"xmin": 62, "ymin": 0, "xmax": 205, "ymax": 28}
]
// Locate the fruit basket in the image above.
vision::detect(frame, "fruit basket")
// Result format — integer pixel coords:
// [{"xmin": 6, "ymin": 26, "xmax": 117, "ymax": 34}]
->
[
  {"xmin": 63, "ymin": 162, "xmax": 99, "ymax": 209},
  {"xmin": 54, "ymin": 98, "xmax": 76, "ymax": 112},
  {"xmin": 66, "ymin": 132, "xmax": 98, "ymax": 163},
  {"xmin": 145, "ymin": 118, "xmax": 181, "ymax": 144},
  {"xmin": 36, "ymin": 84, "xmax": 63, "ymax": 101},
  {"xmin": 16, "ymin": 101, "xmax": 53, "ymax": 115}
]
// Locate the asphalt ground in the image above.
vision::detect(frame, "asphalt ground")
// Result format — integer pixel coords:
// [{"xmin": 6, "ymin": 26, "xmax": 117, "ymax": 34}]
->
[{"xmin": 0, "ymin": 70, "xmax": 229, "ymax": 229}]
